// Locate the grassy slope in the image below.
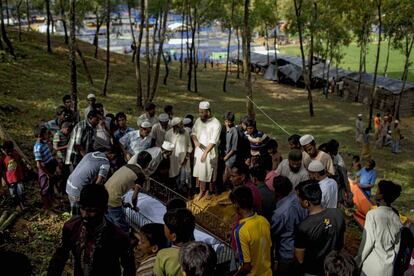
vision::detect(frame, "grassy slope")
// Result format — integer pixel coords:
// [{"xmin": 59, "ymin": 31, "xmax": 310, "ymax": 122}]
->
[
  {"xmin": 0, "ymin": 30, "xmax": 414, "ymax": 272},
  {"xmin": 279, "ymin": 42, "xmax": 414, "ymax": 82},
  {"xmin": 1, "ymin": 30, "xmax": 414, "ymax": 215}
]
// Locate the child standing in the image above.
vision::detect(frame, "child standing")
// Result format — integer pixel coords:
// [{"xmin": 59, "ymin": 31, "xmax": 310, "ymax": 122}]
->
[
  {"xmin": 33, "ymin": 125, "xmax": 58, "ymax": 215},
  {"xmin": 53, "ymin": 122, "xmax": 72, "ymax": 195},
  {"xmin": 153, "ymin": 209, "xmax": 196, "ymax": 276},
  {"xmin": 1, "ymin": 141, "xmax": 25, "ymax": 210},
  {"xmin": 267, "ymin": 138, "xmax": 283, "ymax": 170}
]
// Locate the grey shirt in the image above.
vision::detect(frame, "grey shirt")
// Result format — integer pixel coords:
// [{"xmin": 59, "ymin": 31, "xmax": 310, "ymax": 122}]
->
[
  {"xmin": 225, "ymin": 126, "xmax": 239, "ymax": 167},
  {"xmin": 271, "ymin": 193, "xmax": 307, "ymax": 260},
  {"xmin": 66, "ymin": 152, "xmax": 110, "ymax": 197}
]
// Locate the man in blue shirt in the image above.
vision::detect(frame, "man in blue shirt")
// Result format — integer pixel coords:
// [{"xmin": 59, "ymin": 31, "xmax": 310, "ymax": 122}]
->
[
  {"xmin": 356, "ymin": 159, "xmax": 377, "ymax": 197},
  {"xmin": 271, "ymin": 176, "xmax": 307, "ymax": 275}
]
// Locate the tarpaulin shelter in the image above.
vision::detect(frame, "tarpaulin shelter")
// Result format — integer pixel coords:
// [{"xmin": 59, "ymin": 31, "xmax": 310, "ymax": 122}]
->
[{"xmin": 343, "ymin": 72, "xmax": 414, "ymax": 116}]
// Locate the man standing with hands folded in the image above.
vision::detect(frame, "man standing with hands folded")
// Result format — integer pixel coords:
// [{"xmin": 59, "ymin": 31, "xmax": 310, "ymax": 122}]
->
[{"xmin": 191, "ymin": 101, "xmax": 222, "ymax": 201}]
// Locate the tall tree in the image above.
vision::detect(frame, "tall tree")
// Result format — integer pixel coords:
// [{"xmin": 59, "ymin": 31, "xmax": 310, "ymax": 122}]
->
[
  {"xmin": 69, "ymin": 0, "xmax": 78, "ymax": 111},
  {"xmin": 368, "ymin": 0, "xmax": 383, "ymax": 129},
  {"xmin": 16, "ymin": 0, "xmax": 23, "ymax": 41},
  {"xmin": 135, "ymin": 0, "xmax": 145, "ymax": 109},
  {"xmin": 290, "ymin": 0, "xmax": 314, "ymax": 116},
  {"xmin": 0, "ymin": 0, "xmax": 15, "ymax": 58},
  {"xmin": 389, "ymin": 0, "xmax": 414, "ymax": 119},
  {"xmin": 150, "ymin": 0, "xmax": 170, "ymax": 101},
  {"xmin": 26, "ymin": 0, "xmax": 31, "ymax": 30},
  {"xmin": 145, "ymin": 0, "xmax": 150, "ymax": 101},
  {"xmin": 45, "ymin": 0, "xmax": 52, "ymax": 53},
  {"xmin": 102, "ymin": 0, "xmax": 110, "ymax": 96},
  {"xmin": 243, "ymin": 0, "xmax": 254, "ymax": 117},
  {"xmin": 223, "ymin": 0, "xmax": 236, "ymax": 92}
]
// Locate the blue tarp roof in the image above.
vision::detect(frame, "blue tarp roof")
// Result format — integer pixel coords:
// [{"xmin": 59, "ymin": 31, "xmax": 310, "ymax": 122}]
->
[{"xmin": 346, "ymin": 72, "xmax": 414, "ymax": 94}]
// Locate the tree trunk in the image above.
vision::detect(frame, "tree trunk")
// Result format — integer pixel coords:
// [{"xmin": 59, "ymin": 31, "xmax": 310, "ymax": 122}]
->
[
  {"xmin": 236, "ymin": 26, "xmax": 240, "ymax": 79},
  {"xmin": 243, "ymin": 0, "xmax": 254, "ymax": 118},
  {"xmin": 145, "ymin": 0, "xmax": 151, "ymax": 102},
  {"xmin": 127, "ymin": 3, "xmax": 136, "ymax": 63},
  {"xmin": 293, "ymin": 0, "xmax": 313, "ymax": 116},
  {"xmin": 163, "ymin": 51, "xmax": 170, "ymax": 85},
  {"xmin": 0, "ymin": 0, "xmax": 15, "ymax": 58},
  {"xmin": 179, "ymin": 1, "xmax": 185, "ymax": 80},
  {"xmin": 273, "ymin": 27, "xmax": 279, "ymax": 81},
  {"xmin": 69, "ymin": 0, "xmax": 77, "ymax": 112},
  {"xmin": 135, "ymin": 0, "xmax": 145, "ymax": 109},
  {"xmin": 383, "ymin": 36, "xmax": 391, "ymax": 76},
  {"xmin": 50, "ymin": 12, "xmax": 54, "ymax": 35},
  {"xmin": 151, "ymin": 12, "xmax": 159, "ymax": 71},
  {"xmin": 192, "ymin": 8, "xmax": 198, "ymax": 93},
  {"xmin": 356, "ymin": 41, "xmax": 364, "ymax": 102},
  {"xmin": 17, "ymin": 0, "xmax": 22, "ymax": 42},
  {"xmin": 151, "ymin": 0, "xmax": 170, "ymax": 101},
  {"xmin": 5, "ymin": 0, "xmax": 9, "ymax": 26},
  {"xmin": 93, "ymin": 18, "xmax": 102, "ymax": 59},
  {"xmin": 394, "ymin": 36, "xmax": 414, "ymax": 119},
  {"xmin": 102, "ymin": 0, "xmax": 110, "ymax": 96},
  {"xmin": 187, "ymin": 4, "xmax": 193, "ymax": 92},
  {"xmin": 223, "ymin": 0, "xmax": 235, "ymax": 92},
  {"xmin": 76, "ymin": 46, "xmax": 93, "ymax": 85},
  {"xmin": 45, "ymin": 0, "xmax": 52, "ymax": 53},
  {"xmin": 26, "ymin": 0, "xmax": 31, "ymax": 31},
  {"xmin": 368, "ymin": 0, "xmax": 382, "ymax": 130},
  {"xmin": 61, "ymin": 1, "xmax": 69, "ymax": 44},
  {"xmin": 265, "ymin": 27, "xmax": 270, "ymax": 65}
]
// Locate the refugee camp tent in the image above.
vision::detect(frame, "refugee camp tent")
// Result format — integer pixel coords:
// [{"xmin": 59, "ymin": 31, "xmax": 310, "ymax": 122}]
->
[
  {"xmin": 264, "ymin": 64, "xmax": 278, "ymax": 81},
  {"xmin": 343, "ymin": 72, "xmax": 414, "ymax": 116}
]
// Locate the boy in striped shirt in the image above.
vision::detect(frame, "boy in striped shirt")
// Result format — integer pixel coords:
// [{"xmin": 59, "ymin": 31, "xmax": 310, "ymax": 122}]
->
[{"xmin": 34, "ymin": 125, "xmax": 58, "ymax": 214}]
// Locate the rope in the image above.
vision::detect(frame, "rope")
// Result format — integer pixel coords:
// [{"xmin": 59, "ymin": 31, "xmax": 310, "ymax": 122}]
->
[{"xmin": 246, "ymin": 96, "xmax": 291, "ymax": 136}]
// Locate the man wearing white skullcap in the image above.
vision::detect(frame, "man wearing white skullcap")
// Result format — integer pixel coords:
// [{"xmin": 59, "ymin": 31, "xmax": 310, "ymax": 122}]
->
[
  {"xmin": 140, "ymin": 141, "xmax": 174, "ymax": 178},
  {"xmin": 300, "ymin": 134, "xmax": 335, "ymax": 176},
  {"xmin": 191, "ymin": 101, "xmax": 222, "ymax": 200},
  {"xmin": 119, "ymin": 120, "xmax": 152, "ymax": 160},
  {"xmin": 150, "ymin": 113, "xmax": 171, "ymax": 147},
  {"xmin": 165, "ymin": 117, "xmax": 193, "ymax": 193},
  {"xmin": 355, "ymin": 114, "xmax": 364, "ymax": 144},
  {"xmin": 84, "ymin": 93, "xmax": 97, "ymax": 120},
  {"xmin": 308, "ymin": 160, "xmax": 338, "ymax": 208}
]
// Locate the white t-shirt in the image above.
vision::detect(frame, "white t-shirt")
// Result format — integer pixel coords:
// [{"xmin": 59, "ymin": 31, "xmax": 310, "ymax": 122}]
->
[{"xmin": 319, "ymin": 177, "xmax": 338, "ymax": 208}]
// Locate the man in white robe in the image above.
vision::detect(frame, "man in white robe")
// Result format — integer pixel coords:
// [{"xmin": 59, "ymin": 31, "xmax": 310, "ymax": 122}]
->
[
  {"xmin": 191, "ymin": 101, "xmax": 222, "ymax": 200},
  {"xmin": 165, "ymin": 117, "xmax": 193, "ymax": 193}
]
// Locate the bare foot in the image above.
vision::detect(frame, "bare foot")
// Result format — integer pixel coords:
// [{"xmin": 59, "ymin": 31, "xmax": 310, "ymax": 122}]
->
[
  {"xmin": 194, "ymin": 191, "xmax": 205, "ymax": 201},
  {"xmin": 219, "ymin": 200, "xmax": 232, "ymax": 206},
  {"xmin": 204, "ymin": 191, "xmax": 213, "ymax": 200},
  {"xmin": 45, "ymin": 209, "xmax": 57, "ymax": 216}
]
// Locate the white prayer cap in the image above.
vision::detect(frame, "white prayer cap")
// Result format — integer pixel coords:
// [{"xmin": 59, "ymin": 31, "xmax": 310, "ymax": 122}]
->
[
  {"xmin": 358, "ymin": 113, "xmax": 363, "ymax": 117},
  {"xmin": 161, "ymin": 141, "xmax": 175, "ymax": 151},
  {"xmin": 170, "ymin": 117, "xmax": 182, "ymax": 126},
  {"xmin": 199, "ymin": 101, "xmax": 210, "ymax": 110},
  {"xmin": 308, "ymin": 160, "xmax": 325, "ymax": 172},
  {"xmin": 299, "ymin": 134, "xmax": 314, "ymax": 146},
  {"xmin": 395, "ymin": 120, "xmax": 399, "ymax": 124},
  {"xmin": 140, "ymin": 120, "xmax": 152, "ymax": 128},
  {"xmin": 87, "ymin": 93, "xmax": 96, "ymax": 99},
  {"xmin": 183, "ymin": 118, "xmax": 192, "ymax": 125},
  {"xmin": 159, "ymin": 113, "xmax": 170, "ymax": 122}
]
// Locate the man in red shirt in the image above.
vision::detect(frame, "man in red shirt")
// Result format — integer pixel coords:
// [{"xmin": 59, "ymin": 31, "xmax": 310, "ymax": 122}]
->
[{"xmin": 1, "ymin": 141, "xmax": 25, "ymax": 210}]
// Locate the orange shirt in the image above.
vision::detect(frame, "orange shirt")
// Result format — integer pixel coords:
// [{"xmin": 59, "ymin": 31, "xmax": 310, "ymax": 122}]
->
[{"xmin": 374, "ymin": 117, "xmax": 381, "ymax": 130}]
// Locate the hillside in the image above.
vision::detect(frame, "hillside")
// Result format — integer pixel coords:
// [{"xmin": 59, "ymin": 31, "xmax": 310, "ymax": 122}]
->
[{"xmin": 0, "ymin": 29, "xmax": 413, "ymax": 273}]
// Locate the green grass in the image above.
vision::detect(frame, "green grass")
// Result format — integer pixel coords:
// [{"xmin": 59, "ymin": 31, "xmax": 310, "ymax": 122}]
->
[
  {"xmin": 1, "ymin": 28, "xmax": 414, "ymax": 273},
  {"xmin": 1, "ymin": 29, "xmax": 414, "ymax": 216},
  {"xmin": 279, "ymin": 41, "xmax": 414, "ymax": 82}
]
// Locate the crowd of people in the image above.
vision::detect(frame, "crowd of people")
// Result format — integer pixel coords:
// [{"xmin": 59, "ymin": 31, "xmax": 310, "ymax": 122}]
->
[
  {"xmin": 0, "ymin": 93, "xmax": 413, "ymax": 276},
  {"xmin": 355, "ymin": 110, "xmax": 403, "ymax": 157}
]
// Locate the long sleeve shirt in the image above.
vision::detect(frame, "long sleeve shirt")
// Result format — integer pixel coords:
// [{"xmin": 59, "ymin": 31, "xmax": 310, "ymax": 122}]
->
[{"xmin": 48, "ymin": 217, "xmax": 135, "ymax": 276}]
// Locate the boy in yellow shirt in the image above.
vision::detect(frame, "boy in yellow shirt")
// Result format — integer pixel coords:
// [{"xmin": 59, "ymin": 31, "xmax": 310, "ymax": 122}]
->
[{"xmin": 230, "ymin": 186, "xmax": 272, "ymax": 276}]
